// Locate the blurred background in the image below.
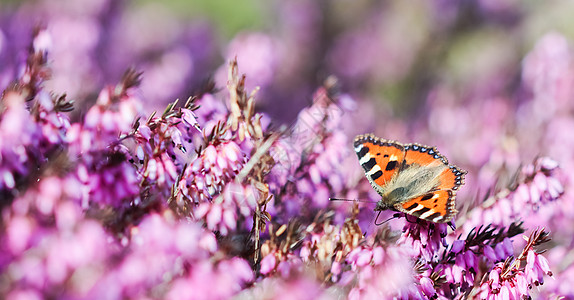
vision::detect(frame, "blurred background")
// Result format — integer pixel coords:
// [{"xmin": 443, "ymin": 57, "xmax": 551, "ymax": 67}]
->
[
  {"xmin": 2, "ymin": 0, "xmax": 574, "ymax": 216},
  {"xmin": 2, "ymin": 0, "xmax": 574, "ymax": 122},
  {"xmin": 3, "ymin": 0, "xmax": 574, "ymax": 208}
]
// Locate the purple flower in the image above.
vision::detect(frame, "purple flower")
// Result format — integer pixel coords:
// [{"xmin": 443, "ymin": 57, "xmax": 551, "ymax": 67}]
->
[
  {"xmin": 267, "ymin": 86, "xmax": 359, "ymax": 223},
  {"xmin": 471, "ymin": 229, "xmax": 552, "ymax": 299},
  {"xmin": 2, "ymin": 7, "xmax": 574, "ymax": 299},
  {"xmin": 462, "ymin": 157, "xmax": 564, "ymax": 233},
  {"xmin": 397, "ymin": 217, "xmax": 449, "ymax": 261},
  {"xmin": 177, "ymin": 140, "xmax": 244, "ymax": 205}
]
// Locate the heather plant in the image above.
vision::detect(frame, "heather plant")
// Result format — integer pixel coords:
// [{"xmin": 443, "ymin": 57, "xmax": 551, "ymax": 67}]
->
[{"xmin": 1, "ymin": 1, "xmax": 574, "ymax": 299}]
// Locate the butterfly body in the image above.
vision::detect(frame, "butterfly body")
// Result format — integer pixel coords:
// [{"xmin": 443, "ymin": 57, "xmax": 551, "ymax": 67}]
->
[{"xmin": 354, "ymin": 134, "xmax": 466, "ymax": 223}]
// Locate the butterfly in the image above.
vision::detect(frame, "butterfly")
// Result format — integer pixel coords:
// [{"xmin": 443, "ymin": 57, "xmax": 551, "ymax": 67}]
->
[{"xmin": 354, "ymin": 134, "xmax": 466, "ymax": 223}]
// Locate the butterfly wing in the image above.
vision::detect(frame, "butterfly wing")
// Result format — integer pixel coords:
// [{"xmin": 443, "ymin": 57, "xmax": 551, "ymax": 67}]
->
[
  {"xmin": 404, "ymin": 143, "xmax": 446, "ymax": 167},
  {"xmin": 354, "ymin": 134, "xmax": 405, "ymax": 194},
  {"xmin": 393, "ymin": 143, "xmax": 467, "ymax": 223},
  {"xmin": 395, "ymin": 190, "xmax": 456, "ymax": 223},
  {"xmin": 403, "ymin": 143, "xmax": 466, "ymax": 191},
  {"xmin": 436, "ymin": 165, "xmax": 466, "ymax": 191}
]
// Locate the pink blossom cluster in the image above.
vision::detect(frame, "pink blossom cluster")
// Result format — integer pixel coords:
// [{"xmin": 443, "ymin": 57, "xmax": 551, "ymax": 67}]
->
[{"xmin": 2, "ymin": 1, "xmax": 574, "ymax": 299}]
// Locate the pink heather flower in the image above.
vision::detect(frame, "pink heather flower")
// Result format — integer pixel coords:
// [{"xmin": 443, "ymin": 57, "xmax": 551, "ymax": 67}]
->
[
  {"xmin": 3, "ymin": 12, "xmax": 574, "ymax": 299},
  {"xmin": 142, "ymin": 152, "xmax": 178, "ymax": 187},
  {"xmin": 393, "ymin": 220, "xmax": 532, "ymax": 298},
  {"xmin": 462, "ymin": 157, "xmax": 564, "ymax": 233},
  {"xmin": 268, "ymin": 87, "xmax": 358, "ymax": 223},
  {"xmin": 397, "ymin": 218, "xmax": 448, "ymax": 261},
  {"xmin": 84, "ymin": 158, "xmax": 139, "ymax": 208},
  {"xmin": 0, "ymin": 28, "xmax": 73, "ymax": 197},
  {"xmin": 5, "ymin": 215, "xmax": 35, "ymax": 255},
  {"xmin": 165, "ymin": 258, "xmax": 253, "ymax": 300},
  {"xmin": 0, "ymin": 93, "xmax": 36, "ymax": 189},
  {"xmin": 475, "ymin": 265, "xmax": 531, "ymax": 299},
  {"xmin": 2, "ymin": 175, "xmax": 83, "ymax": 260},
  {"xmin": 83, "ymin": 213, "xmax": 221, "ymax": 299},
  {"xmin": 181, "ymin": 108, "xmax": 200, "ymax": 130},
  {"xmin": 260, "ymin": 253, "xmax": 277, "ymax": 275},
  {"xmin": 419, "ymin": 276, "xmax": 437, "ymax": 298},
  {"xmin": 194, "ymin": 182, "xmax": 258, "ymax": 235},
  {"xmin": 330, "ymin": 261, "xmax": 342, "ymax": 278},
  {"xmin": 67, "ymin": 81, "xmax": 142, "ymax": 160},
  {"xmin": 347, "ymin": 246, "xmax": 414, "ymax": 299},
  {"xmin": 193, "ymin": 94, "xmax": 229, "ymax": 135},
  {"xmin": 2, "ymin": 214, "xmax": 110, "ymax": 297},
  {"xmin": 177, "ymin": 140, "xmax": 244, "ymax": 205},
  {"xmin": 470, "ymin": 229, "xmax": 552, "ymax": 299},
  {"xmin": 6, "ymin": 289, "xmax": 43, "ymax": 300},
  {"xmin": 234, "ymin": 275, "xmax": 327, "ymax": 300},
  {"xmin": 127, "ymin": 102, "xmax": 200, "ymax": 191},
  {"xmin": 525, "ymin": 250, "xmax": 553, "ymax": 286},
  {"xmin": 85, "ymin": 87, "xmax": 140, "ymax": 137}
]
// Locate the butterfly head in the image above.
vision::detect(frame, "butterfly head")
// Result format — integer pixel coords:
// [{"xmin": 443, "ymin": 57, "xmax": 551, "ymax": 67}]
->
[{"xmin": 374, "ymin": 198, "xmax": 394, "ymax": 212}]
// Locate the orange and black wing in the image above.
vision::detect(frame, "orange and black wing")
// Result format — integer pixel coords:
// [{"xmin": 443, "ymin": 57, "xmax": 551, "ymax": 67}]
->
[
  {"xmin": 395, "ymin": 190, "xmax": 457, "ymax": 223},
  {"xmin": 397, "ymin": 143, "xmax": 467, "ymax": 223},
  {"xmin": 354, "ymin": 134, "xmax": 405, "ymax": 193},
  {"xmin": 403, "ymin": 143, "xmax": 447, "ymax": 167},
  {"xmin": 403, "ymin": 143, "xmax": 466, "ymax": 191}
]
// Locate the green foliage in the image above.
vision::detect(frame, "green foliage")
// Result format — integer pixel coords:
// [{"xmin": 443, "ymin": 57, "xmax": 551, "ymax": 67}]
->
[{"xmin": 135, "ymin": 0, "xmax": 269, "ymax": 38}]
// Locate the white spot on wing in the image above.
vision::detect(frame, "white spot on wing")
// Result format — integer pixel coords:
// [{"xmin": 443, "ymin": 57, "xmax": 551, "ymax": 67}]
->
[
  {"xmin": 366, "ymin": 164, "xmax": 381, "ymax": 176},
  {"xmin": 407, "ymin": 203, "xmax": 425, "ymax": 213},
  {"xmin": 432, "ymin": 215, "xmax": 444, "ymax": 222},
  {"xmin": 359, "ymin": 153, "xmax": 372, "ymax": 165},
  {"xmin": 420, "ymin": 209, "xmax": 437, "ymax": 219}
]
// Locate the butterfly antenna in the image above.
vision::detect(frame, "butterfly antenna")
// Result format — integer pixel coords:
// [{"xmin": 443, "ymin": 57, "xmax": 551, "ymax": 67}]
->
[
  {"xmin": 329, "ymin": 197, "xmax": 376, "ymax": 204},
  {"xmin": 374, "ymin": 211, "xmax": 383, "ymax": 225},
  {"xmin": 374, "ymin": 212, "xmax": 400, "ymax": 226}
]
